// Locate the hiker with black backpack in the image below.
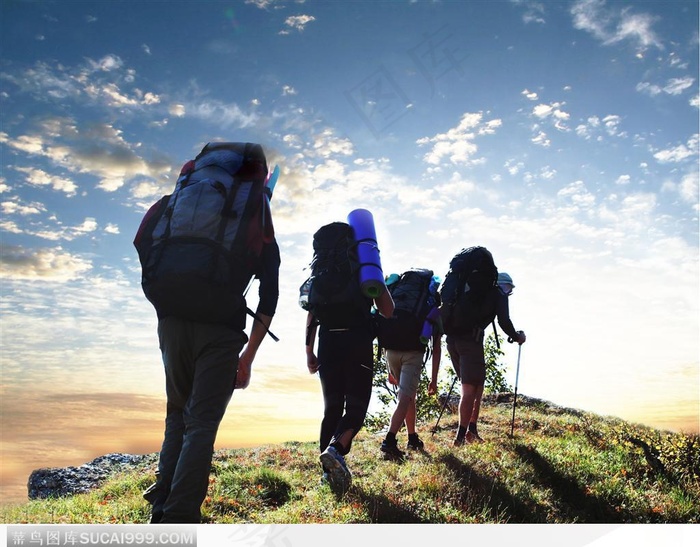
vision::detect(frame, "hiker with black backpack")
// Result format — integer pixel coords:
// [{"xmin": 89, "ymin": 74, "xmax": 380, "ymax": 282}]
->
[
  {"xmin": 439, "ymin": 248, "xmax": 526, "ymax": 446},
  {"xmin": 135, "ymin": 142, "xmax": 281, "ymax": 523},
  {"xmin": 377, "ymin": 269, "xmax": 443, "ymax": 460},
  {"xmin": 301, "ymin": 219, "xmax": 394, "ymax": 495}
]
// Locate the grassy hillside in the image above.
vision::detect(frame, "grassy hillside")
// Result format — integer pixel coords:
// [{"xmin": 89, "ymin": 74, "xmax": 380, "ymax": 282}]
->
[{"xmin": 2, "ymin": 396, "xmax": 698, "ymax": 524}]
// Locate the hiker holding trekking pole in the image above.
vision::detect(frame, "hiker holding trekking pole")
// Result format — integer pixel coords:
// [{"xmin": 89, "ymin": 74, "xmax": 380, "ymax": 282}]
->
[{"xmin": 439, "ymin": 247, "xmax": 526, "ymax": 446}]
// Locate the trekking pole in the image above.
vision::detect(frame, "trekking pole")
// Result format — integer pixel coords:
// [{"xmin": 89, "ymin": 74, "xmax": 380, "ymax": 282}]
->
[
  {"xmin": 432, "ymin": 374, "xmax": 458, "ymax": 437},
  {"xmin": 509, "ymin": 343, "xmax": 522, "ymax": 437}
]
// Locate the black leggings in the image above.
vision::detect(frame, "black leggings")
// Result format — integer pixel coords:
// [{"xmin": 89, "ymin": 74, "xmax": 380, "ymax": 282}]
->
[{"xmin": 317, "ymin": 326, "xmax": 374, "ymax": 455}]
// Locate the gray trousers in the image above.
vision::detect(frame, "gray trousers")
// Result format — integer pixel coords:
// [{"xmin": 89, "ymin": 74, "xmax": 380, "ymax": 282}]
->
[{"xmin": 148, "ymin": 316, "xmax": 246, "ymax": 523}]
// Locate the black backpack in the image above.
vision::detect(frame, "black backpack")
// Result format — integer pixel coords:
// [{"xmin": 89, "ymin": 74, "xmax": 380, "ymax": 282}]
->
[
  {"xmin": 134, "ymin": 142, "xmax": 275, "ymax": 326},
  {"xmin": 378, "ymin": 268, "xmax": 440, "ymax": 351},
  {"xmin": 439, "ymin": 246, "xmax": 498, "ymax": 335},
  {"xmin": 299, "ymin": 222, "xmax": 369, "ymax": 327}
]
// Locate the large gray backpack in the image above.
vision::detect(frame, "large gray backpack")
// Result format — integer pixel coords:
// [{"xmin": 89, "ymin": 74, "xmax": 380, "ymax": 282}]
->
[{"xmin": 134, "ymin": 142, "xmax": 274, "ymax": 326}]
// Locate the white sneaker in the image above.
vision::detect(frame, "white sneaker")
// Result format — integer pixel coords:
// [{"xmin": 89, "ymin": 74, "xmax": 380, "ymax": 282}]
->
[{"xmin": 319, "ymin": 446, "xmax": 351, "ymax": 494}]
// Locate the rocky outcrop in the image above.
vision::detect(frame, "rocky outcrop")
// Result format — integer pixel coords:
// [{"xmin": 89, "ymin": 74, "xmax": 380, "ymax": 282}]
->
[{"xmin": 28, "ymin": 453, "xmax": 157, "ymax": 500}]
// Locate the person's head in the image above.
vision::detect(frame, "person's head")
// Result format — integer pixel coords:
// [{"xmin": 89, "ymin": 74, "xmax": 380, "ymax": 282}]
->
[{"xmin": 497, "ymin": 272, "xmax": 515, "ymax": 296}]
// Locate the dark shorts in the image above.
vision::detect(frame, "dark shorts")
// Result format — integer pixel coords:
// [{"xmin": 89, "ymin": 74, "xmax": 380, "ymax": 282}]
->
[{"xmin": 446, "ymin": 335, "xmax": 486, "ymax": 386}]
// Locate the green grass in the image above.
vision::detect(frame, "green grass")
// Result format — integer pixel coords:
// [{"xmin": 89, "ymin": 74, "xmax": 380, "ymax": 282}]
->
[{"xmin": 2, "ymin": 397, "xmax": 698, "ymax": 524}]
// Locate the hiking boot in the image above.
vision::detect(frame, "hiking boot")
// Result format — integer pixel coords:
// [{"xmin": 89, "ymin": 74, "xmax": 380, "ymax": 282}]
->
[
  {"xmin": 319, "ymin": 446, "xmax": 351, "ymax": 494},
  {"xmin": 142, "ymin": 480, "xmax": 166, "ymax": 523},
  {"xmin": 453, "ymin": 435, "xmax": 466, "ymax": 447},
  {"xmin": 380, "ymin": 439, "xmax": 406, "ymax": 461},
  {"xmin": 406, "ymin": 434, "xmax": 424, "ymax": 451},
  {"xmin": 467, "ymin": 431, "xmax": 484, "ymax": 444}
]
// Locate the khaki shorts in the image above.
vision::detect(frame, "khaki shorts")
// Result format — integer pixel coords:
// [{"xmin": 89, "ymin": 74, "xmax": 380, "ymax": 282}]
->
[{"xmin": 385, "ymin": 349, "xmax": 424, "ymax": 398}]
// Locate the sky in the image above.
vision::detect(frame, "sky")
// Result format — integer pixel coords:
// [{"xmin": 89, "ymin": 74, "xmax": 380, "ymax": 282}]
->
[{"xmin": 0, "ymin": 0, "xmax": 698, "ymax": 505}]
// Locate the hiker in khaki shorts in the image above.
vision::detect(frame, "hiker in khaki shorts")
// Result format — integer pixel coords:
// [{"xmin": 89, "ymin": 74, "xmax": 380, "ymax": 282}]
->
[{"xmin": 376, "ymin": 269, "xmax": 443, "ymax": 460}]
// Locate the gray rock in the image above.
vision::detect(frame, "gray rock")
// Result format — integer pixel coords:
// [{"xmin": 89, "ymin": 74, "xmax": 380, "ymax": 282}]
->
[{"xmin": 28, "ymin": 453, "xmax": 156, "ymax": 500}]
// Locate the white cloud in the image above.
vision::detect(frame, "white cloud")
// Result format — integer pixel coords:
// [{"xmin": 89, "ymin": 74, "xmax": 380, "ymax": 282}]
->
[
  {"xmin": 662, "ymin": 171, "xmax": 700, "ymax": 212},
  {"xmin": 0, "ymin": 62, "xmax": 81, "ymax": 100},
  {"xmin": 540, "ymin": 166, "xmax": 557, "ymax": 180},
  {"xmin": 571, "ymin": 0, "xmax": 611, "ymax": 42},
  {"xmin": 186, "ymin": 99, "xmax": 259, "ymax": 129},
  {"xmin": 72, "ymin": 218, "xmax": 98, "ymax": 235},
  {"xmin": 618, "ymin": 192, "xmax": 656, "ymax": 217},
  {"xmin": 532, "ymin": 102, "xmax": 570, "ymax": 128},
  {"xmin": 637, "ymin": 76, "xmax": 695, "ymax": 97},
  {"xmin": 663, "ymin": 77, "xmax": 695, "ymax": 96},
  {"xmin": 635, "ymin": 81, "xmax": 662, "ymax": 96},
  {"xmin": 602, "ymin": 114, "xmax": 625, "ymax": 137},
  {"xmin": 679, "ymin": 171, "xmax": 699, "ymax": 210},
  {"xmin": 531, "ymin": 130, "xmax": 550, "ymax": 148},
  {"xmin": 284, "ymin": 15, "xmax": 316, "ymax": 32},
  {"xmin": 653, "ymin": 134, "xmax": 700, "ymax": 163},
  {"xmin": 245, "ymin": 0, "xmax": 280, "ymax": 8},
  {"xmin": 521, "ymin": 88, "xmax": 539, "ymax": 101},
  {"xmin": 608, "ymin": 11, "xmax": 662, "ymax": 50},
  {"xmin": 0, "ymin": 133, "xmax": 43, "ymax": 154},
  {"xmin": 505, "ymin": 159, "xmax": 525, "ymax": 175},
  {"xmin": 557, "ymin": 180, "xmax": 596, "ymax": 209},
  {"xmin": 3, "ymin": 120, "xmax": 173, "ymax": 194},
  {"xmin": 417, "ymin": 112, "xmax": 502, "ymax": 166},
  {"xmin": 1, "ymin": 56, "xmax": 162, "ymax": 113},
  {"xmin": 1, "ymin": 199, "xmax": 45, "ymax": 216},
  {"xmin": 0, "ymin": 213, "xmax": 105, "ymax": 242},
  {"xmin": 14, "ymin": 167, "xmax": 78, "ymax": 196},
  {"xmin": 100, "ymin": 83, "xmax": 138, "ymax": 106},
  {"xmin": 571, "ymin": 0, "xmax": 663, "ymax": 52},
  {"xmin": 0, "ymin": 246, "xmax": 93, "ymax": 281},
  {"xmin": 169, "ymin": 103, "xmax": 186, "ymax": 117},
  {"xmin": 88, "ymin": 54, "xmax": 124, "ymax": 73},
  {"xmin": 283, "ymin": 134, "xmax": 304, "ymax": 150},
  {"xmin": 312, "ymin": 128, "xmax": 354, "ymax": 158},
  {"xmin": 575, "ymin": 114, "xmax": 625, "ymax": 140}
]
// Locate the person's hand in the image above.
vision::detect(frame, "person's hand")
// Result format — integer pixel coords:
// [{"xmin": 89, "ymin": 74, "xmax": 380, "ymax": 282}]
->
[
  {"xmin": 428, "ymin": 380, "xmax": 437, "ymax": 396},
  {"xmin": 517, "ymin": 331, "xmax": 526, "ymax": 345},
  {"xmin": 235, "ymin": 356, "xmax": 252, "ymax": 389},
  {"xmin": 388, "ymin": 371, "xmax": 398, "ymax": 386},
  {"xmin": 307, "ymin": 352, "xmax": 319, "ymax": 374}
]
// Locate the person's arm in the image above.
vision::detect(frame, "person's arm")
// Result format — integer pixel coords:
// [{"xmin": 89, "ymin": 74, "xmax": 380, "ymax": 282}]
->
[
  {"xmin": 237, "ymin": 313, "xmax": 272, "ymax": 389},
  {"xmin": 236, "ymin": 241, "xmax": 280, "ymax": 389},
  {"xmin": 374, "ymin": 286, "xmax": 395, "ymax": 318},
  {"xmin": 496, "ymin": 292, "xmax": 525, "ymax": 345},
  {"xmin": 306, "ymin": 311, "xmax": 319, "ymax": 374}
]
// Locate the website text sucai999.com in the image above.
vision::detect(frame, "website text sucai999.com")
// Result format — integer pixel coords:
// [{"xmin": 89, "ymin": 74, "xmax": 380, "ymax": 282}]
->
[{"xmin": 7, "ymin": 525, "xmax": 197, "ymax": 547}]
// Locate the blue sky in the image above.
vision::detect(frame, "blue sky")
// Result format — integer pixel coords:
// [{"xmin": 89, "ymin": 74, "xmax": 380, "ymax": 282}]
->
[{"xmin": 1, "ymin": 0, "xmax": 698, "ymax": 503}]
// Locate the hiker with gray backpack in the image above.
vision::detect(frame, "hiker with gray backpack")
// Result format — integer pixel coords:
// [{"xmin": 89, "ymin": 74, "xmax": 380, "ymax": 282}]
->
[
  {"xmin": 376, "ymin": 268, "xmax": 443, "ymax": 460},
  {"xmin": 439, "ymin": 247, "xmax": 526, "ymax": 445},
  {"xmin": 134, "ymin": 142, "xmax": 281, "ymax": 523}
]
